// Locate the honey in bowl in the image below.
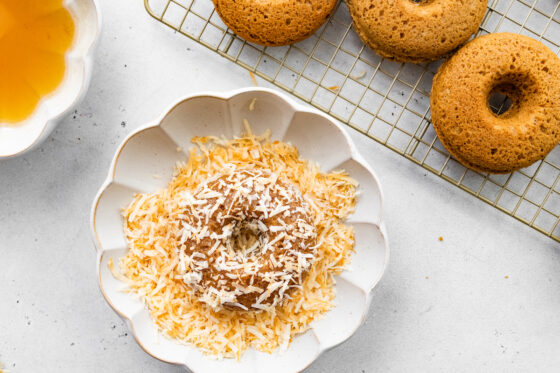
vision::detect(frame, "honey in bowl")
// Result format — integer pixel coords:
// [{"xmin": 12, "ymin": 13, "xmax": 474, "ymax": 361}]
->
[{"xmin": 0, "ymin": 0, "xmax": 75, "ymax": 124}]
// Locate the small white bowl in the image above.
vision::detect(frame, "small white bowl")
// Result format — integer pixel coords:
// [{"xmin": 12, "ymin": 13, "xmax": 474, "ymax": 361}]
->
[
  {"xmin": 0, "ymin": 0, "xmax": 101, "ymax": 158},
  {"xmin": 91, "ymin": 88, "xmax": 389, "ymax": 372}
]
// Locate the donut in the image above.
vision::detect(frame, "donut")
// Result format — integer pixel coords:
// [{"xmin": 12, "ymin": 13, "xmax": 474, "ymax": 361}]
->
[
  {"xmin": 346, "ymin": 0, "xmax": 487, "ymax": 63},
  {"xmin": 178, "ymin": 168, "xmax": 317, "ymax": 311},
  {"xmin": 211, "ymin": 0, "xmax": 337, "ymax": 46},
  {"xmin": 430, "ymin": 33, "xmax": 560, "ymax": 174}
]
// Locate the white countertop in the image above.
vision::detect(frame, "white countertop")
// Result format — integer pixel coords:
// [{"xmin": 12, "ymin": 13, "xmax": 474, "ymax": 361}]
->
[{"xmin": 1, "ymin": 0, "xmax": 559, "ymax": 372}]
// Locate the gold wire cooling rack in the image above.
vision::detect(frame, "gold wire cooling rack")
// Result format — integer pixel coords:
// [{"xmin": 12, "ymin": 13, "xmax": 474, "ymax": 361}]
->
[{"xmin": 145, "ymin": 0, "xmax": 560, "ymax": 242}]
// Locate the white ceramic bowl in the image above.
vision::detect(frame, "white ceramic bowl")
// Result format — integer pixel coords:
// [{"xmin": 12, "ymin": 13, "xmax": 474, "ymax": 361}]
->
[
  {"xmin": 0, "ymin": 0, "xmax": 101, "ymax": 158},
  {"xmin": 91, "ymin": 88, "xmax": 389, "ymax": 372}
]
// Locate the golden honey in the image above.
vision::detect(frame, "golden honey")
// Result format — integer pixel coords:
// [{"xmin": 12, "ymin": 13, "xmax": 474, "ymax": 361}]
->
[{"xmin": 0, "ymin": 0, "xmax": 75, "ymax": 124}]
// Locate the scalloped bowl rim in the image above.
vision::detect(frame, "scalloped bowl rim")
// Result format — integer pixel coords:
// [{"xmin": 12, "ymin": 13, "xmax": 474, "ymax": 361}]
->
[
  {"xmin": 0, "ymin": 0, "xmax": 101, "ymax": 158},
  {"xmin": 91, "ymin": 87, "xmax": 390, "ymax": 372}
]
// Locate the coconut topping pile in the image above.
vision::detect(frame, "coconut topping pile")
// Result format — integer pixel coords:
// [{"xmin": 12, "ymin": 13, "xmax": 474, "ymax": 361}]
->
[
  {"xmin": 178, "ymin": 168, "xmax": 317, "ymax": 311},
  {"xmin": 115, "ymin": 128, "xmax": 357, "ymax": 358}
]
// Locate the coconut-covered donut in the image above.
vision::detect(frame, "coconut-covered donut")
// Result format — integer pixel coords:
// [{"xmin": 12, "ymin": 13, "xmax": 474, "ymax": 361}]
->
[
  {"xmin": 178, "ymin": 168, "xmax": 317, "ymax": 311},
  {"xmin": 211, "ymin": 0, "xmax": 337, "ymax": 46},
  {"xmin": 430, "ymin": 33, "xmax": 560, "ymax": 174},
  {"xmin": 346, "ymin": 0, "xmax": 487, "ymax": 63}
]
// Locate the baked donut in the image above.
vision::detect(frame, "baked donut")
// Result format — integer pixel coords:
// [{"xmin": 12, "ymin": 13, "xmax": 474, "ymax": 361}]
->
[
  {"xmin": 212, "ymin": 0, "xmax": 337, "ymax": 46},
  {"xmin": 346, "ymin": 0, "xmax": 487, "ymax": 63},
  {"xmin": 178, "ymin": 168, "xmax": 317, "ymax": 311},
  {"xmin": 430, "ymin": 33, "xmax": 560, "ymax": 174}
]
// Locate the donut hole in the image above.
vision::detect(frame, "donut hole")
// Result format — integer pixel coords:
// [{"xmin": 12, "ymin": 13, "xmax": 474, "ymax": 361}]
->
[
  {"xmin": 229, "ymin": 220, "xmax": 264, "ymax": 256},
  {"xmin": 409, "ymin": 0, "xmax": 435, "ymax": 4},
  {"xmin": 487, "ymin": 72, "xmax": 537, "ymax": 118},
  {"xmin": 488, "ymin": 89, "xmax": 514, "ymax": 116}
]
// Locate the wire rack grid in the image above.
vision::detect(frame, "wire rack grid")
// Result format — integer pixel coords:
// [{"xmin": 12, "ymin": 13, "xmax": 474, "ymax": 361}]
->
[{"xmin": 145, "ymin": 0, "xmax": 560, "ymax": 242}]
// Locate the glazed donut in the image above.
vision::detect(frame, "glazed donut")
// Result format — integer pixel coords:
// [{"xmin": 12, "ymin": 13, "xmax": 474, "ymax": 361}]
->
[
  {"xmin": 430, "ymin": 33, "xmax": 560, "ymax": 174},
  {"xmin": 178, "ymin": 168, "xmax": 317, "ymax": 311},
  {"xmin": 346, "ymin": 0, "xmax": 487, "ymax": 63},
  {"xmin": 212, "ymin": 0, "xmax": 337, "ymax": 46}
]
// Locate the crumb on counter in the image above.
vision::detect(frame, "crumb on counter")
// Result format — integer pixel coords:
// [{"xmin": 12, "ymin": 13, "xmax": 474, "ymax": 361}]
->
[
  {"xmin": 438, "ymin": 236, "xmax": 443, "ymax": 241},
  {"xmin": 328, "ymin": 85, "xmax": 340, "ymax": 92},
  {"xmin": 249, "ymin": 71, "xmax": 258, "ymax": 86},
  {"xmin": 505, "ymin": 275, "xmax": 509, "ymax": 279}
]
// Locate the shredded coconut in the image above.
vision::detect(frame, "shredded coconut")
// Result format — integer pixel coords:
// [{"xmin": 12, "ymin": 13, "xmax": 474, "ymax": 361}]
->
[{"xmin": 116, "ymin": 129, "xmax": 357, "ymax": 359}]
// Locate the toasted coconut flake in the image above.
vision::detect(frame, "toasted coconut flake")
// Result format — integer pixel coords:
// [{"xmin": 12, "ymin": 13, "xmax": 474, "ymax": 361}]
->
[
  {"xmin": 249, "ymin": 98, "xmax": 257, "ymax": 112},
  {"xmin": 118, "ymin": 129, "xmax": 357, "ymax": 359}
]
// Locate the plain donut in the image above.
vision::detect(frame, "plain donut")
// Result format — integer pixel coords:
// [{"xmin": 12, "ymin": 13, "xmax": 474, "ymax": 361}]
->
[
  {"xmin": 212, "ymin": 0, "xmax": 337, "ymax": 46},
  {"xmin": 347, "ymin": 0, "xmax": 487, "ymax": 63},
  {"xmin": 430, "ymin": 33, "xmax": 560, "ymax": 174}
]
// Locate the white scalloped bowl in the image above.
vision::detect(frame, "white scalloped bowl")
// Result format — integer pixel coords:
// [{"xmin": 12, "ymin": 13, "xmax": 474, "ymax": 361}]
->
[
  {"xmin": 0, "ymin": 0, "xmax": 100, "ymax": 158},
  {"xmin": 91, "ymin": 88, "xmax": 389, "ymax": 372}
]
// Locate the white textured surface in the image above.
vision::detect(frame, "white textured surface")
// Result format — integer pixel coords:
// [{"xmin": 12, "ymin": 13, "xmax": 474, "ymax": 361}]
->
[{"xmin": 0, "ymin": 0, "xmax": 559, "ymax": 372}]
